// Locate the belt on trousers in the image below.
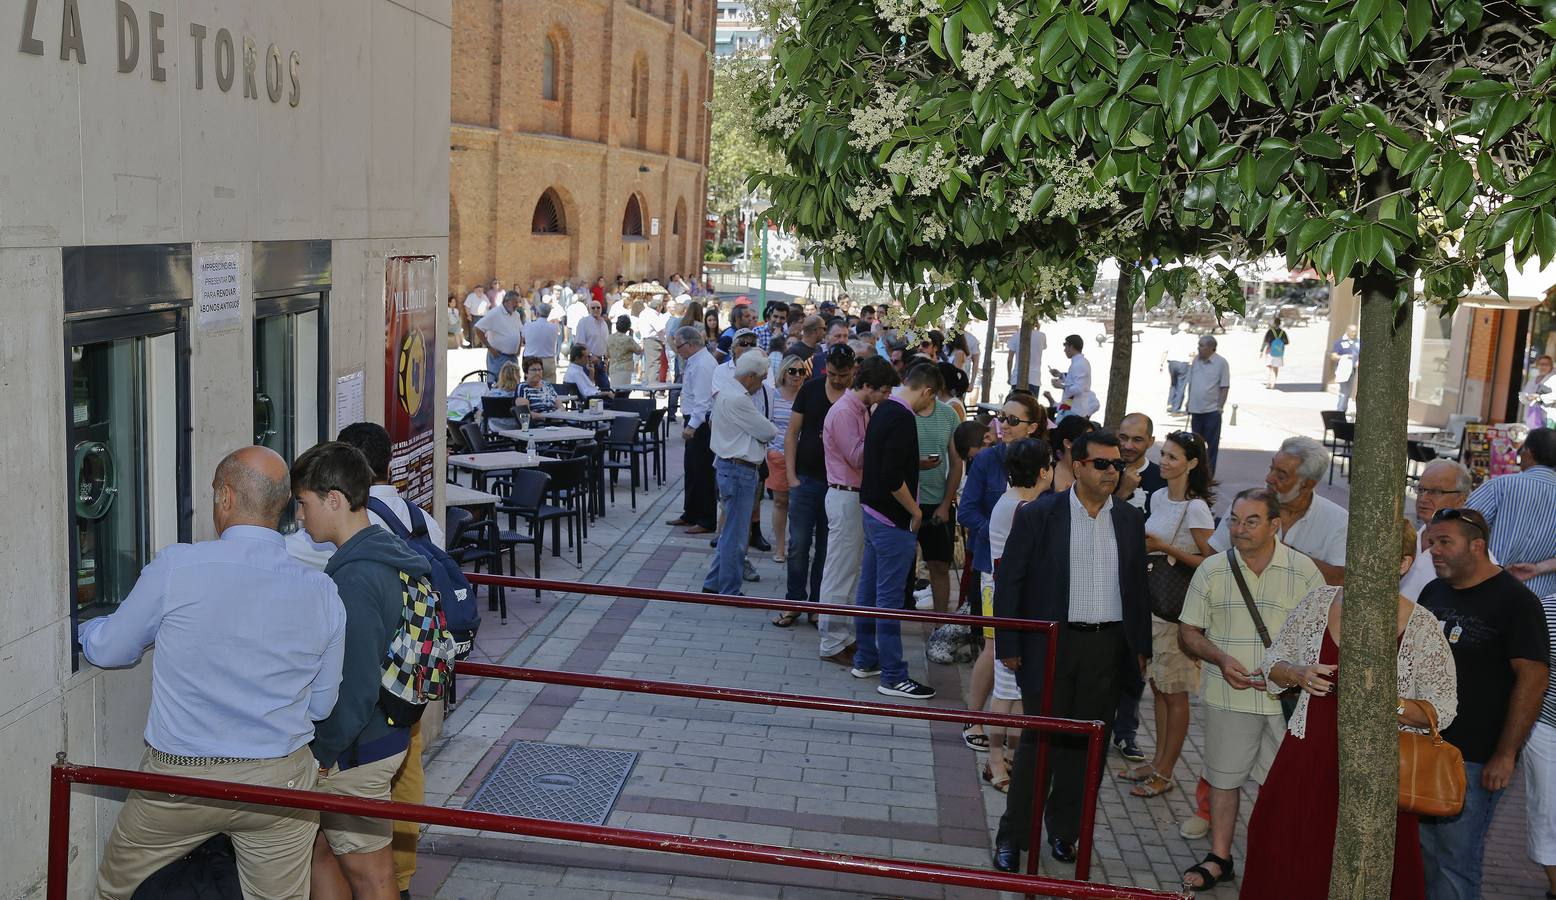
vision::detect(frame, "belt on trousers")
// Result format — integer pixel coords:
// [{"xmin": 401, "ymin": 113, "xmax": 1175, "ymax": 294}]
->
[
  {"xmin": 149, "ymin": 747, "xmax": 266, "ymax": 767},
  {"xmin": 828, "ymin": 484, "xmax": 859, "ymax": 492},
  {"xmin": 1066, "ymin": 620, "xmax": 1122, "ymax": 632},
  {"xmin": 721, "ymin": 456, "xmax": 758, "ymax": 468}
]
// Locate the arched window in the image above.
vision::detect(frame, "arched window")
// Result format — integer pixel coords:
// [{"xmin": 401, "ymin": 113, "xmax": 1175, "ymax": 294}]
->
[
  {"xmin": 532, "ymin": 189, "xmax": 566, "ymax": 234},
  {"xmin": 542, "ymin": 37, "xmax": 558, "ymax": 101},
  {"xmin": 622, "ymin": 195, "xmax": 644, "ymax": 237}
]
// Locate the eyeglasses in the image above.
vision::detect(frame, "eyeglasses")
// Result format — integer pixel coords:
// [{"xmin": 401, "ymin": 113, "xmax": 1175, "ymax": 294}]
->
[
  {"xmin": 1075, "ymin": 457, "xmax": 1127, "ymax": 473},
  {"xmin": 736, "ymin": 338, "xmax": 757, "ymax": 347},
  {"xmin": 995, "ymin": 413, "xmax": 1036, "ymax": 427},
  {"xmin": 1418, "ymin": 487, "xmax": 1466, "ymax": 498},
  {"xmin": 1432, "ymin": 507, "xmax": 1490, "ymax": 541}
]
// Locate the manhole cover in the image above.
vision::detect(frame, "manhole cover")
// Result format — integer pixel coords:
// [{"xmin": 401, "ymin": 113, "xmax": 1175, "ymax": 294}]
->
[{"xmin": 465, "ymin": 741, "xmax": 638, "ymax": 825}]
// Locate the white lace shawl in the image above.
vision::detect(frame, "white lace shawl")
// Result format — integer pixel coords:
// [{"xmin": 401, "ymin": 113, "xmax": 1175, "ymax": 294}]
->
[{"xmin": 1262, "ymin": 586, "xmax": 1458, "ymax": 739}]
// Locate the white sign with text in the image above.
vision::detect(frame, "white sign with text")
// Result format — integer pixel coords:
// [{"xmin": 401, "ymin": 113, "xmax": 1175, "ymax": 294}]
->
[{"xmin": 195, "ymin": 252, "xmax": 242, "ymax": 332}]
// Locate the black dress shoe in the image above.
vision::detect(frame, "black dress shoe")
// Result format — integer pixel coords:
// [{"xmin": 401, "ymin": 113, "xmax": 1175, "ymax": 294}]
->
[
  {"xmin": 1050, "ymin": 838, "xmax": 1076, "ymax": 863},
  {"xmin": 749, "ymin": 526, "xmax": 772, "ymax": 552},
  {"xmin": 991, "ymin": 842, "xmax": 1021, "ymax": 873}
]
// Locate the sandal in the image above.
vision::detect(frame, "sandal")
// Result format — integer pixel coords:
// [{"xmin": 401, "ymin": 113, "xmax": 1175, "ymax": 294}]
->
[
  {"xmin": 771, "ymin": 612, "xmax": 801, "ymax": 628},
  {"xmin": 981, "ymin": 764, "xmax": 1010, "ymax": 793},
  {"xmin": 1116, "ymin": 764, "xmax": 1155, "ymax": 783},
  {"xmin": 1182, "ymin": 852, "xmax": 1234, "ymax": 892},
  {"xmin": 1130, "ymin": 772, "xmax": 1176, "ymax": 798},
  {"xmin": 962, "ymin": 725, "xmax": 990, "ymax": 752}
]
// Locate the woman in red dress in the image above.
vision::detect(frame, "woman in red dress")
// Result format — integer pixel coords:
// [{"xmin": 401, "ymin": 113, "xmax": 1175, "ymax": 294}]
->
[{"xmin": 1239, "ymin": 524, "xmax": 1458, "ymax": 899}]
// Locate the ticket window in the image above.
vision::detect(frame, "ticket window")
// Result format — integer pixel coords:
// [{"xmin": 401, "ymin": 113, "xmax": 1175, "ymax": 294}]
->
[
  {"xmin": 253, "ymin": 294, "xmax": 326, "ymax": 464},
  {"xmin": 68, "ymin": 312, "xmax": 189, "ymax": 636}
]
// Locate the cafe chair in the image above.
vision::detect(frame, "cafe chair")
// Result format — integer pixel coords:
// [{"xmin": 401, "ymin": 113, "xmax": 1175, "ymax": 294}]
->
[
  {"xmin": 601, "ymin": 413, "xmax": 645, "ymax": 510},
  {"xmin": 490, "ymin": 469, "xmax": 547, "ymax": 603}
]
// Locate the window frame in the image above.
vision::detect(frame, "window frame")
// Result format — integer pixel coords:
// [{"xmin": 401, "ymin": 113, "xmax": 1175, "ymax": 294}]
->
[{"xmin": 253, "ymin": 291, "xmax": 330, "ymax": 464}]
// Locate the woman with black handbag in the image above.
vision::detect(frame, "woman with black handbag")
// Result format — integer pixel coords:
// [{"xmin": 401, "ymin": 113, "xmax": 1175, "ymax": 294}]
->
[{"xmin": 1117, "ymin": 431, "xmax": 1216, "ymax": 798}]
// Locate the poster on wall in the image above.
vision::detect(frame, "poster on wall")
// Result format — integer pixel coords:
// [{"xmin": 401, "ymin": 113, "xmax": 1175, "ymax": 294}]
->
[
  {"xmin": 384, "ymin": 255, "xmax": 438, "ymax": 510},
  {"xmin": 1462, "ymin": 424, "xmax": 1491, "ymax": 485},
  {"xmin": 1486, "ymin": 425, "xmax": 1523, "ymax": 478}
]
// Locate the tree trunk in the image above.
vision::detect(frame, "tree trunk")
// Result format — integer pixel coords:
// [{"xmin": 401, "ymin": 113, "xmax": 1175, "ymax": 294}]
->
[
  {"xmin": 1328, "ymin": 267, "xmax": 1412, "ymax": 900},
  {"xmin": 1015, "ymin": 294, "xmax": 1033, "ymax": 393},
  {"xmin": 1104, "ymin": 263, "xmax": 1138, "ymax": 428},
  {"xmin": 981, "ymin": 308, "xmax": 999, "ymax": 404}
]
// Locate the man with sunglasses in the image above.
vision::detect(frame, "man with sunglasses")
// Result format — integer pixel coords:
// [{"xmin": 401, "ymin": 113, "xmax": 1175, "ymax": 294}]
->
[
  {"xmin": 783, "ymin": 345, "xmax": 856, "ymax": 628},
  {"xmin": 1418, "ymin": 506, "xmax": 1548, "ymax": 900},
  {"xmin": 990, "ymin": 430, "xmax": 1152, "ymax": 872}
]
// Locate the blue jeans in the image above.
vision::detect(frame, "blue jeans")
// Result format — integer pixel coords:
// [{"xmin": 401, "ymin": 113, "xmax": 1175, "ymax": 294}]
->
[
  {"xmin": 785, "ymin": 476, "xmax": 829, "ymax": 603},
  {"xmin": 1167, "ymin": 360, "xmax": 1188, "ymax": 411},
  {"xmin": 1191, "ymin": 410, "xmax": 1223, "ymax": 473},
  {"xmin": 703, "ymin": 459, "xmax": 759, "ymax": 596},
  {"xmin": 854, "ymin": 516, "xmax": 917, "ymax": 686},
  {"xmin": 1420, "ymin": 760, "xmax": 1503, "ymax": 900},
  {"xmin": 486, "ymin": 351, "xmax": 517, "ymax": 383}
]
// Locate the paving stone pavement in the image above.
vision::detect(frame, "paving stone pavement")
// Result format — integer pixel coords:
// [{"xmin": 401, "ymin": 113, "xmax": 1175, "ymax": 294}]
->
[{"xmin": 423, "ymin": 347, "xmax": 1547, "ymax": 899}]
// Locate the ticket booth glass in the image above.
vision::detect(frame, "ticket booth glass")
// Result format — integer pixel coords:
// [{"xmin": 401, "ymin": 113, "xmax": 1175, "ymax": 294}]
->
[
  {"xmin": 254, "ymin": 300, "xmax": 323, "ymax": 462},
  {"xmin": 64, "ymin": 246, "xmax": 192, "ymax": 665}
]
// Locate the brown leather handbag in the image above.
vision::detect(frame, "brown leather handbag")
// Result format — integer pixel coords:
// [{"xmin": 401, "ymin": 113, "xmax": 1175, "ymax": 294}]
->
[{"xmin": 1398, "ymin": 703, "xmax": 1466, "ymax": 817}]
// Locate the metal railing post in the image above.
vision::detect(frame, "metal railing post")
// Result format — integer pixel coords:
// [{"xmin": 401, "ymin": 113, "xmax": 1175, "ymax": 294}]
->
[
  {"xmin": 1075, "ymin": 721, "xmax": 1107, "ymax": 881},
  {"xmin": 48, "ymin": 757, "xmax": 72, "ymax": 900}
]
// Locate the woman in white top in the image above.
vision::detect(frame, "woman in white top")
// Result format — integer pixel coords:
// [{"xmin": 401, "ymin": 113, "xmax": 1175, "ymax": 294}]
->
[
  {"xmin": 978, "ymin": 438, "xmax": 1053, "ymax": 792},
  {"xmin": 1118, "ymin": 430, "xmax": 1217, "ymax": 798}
]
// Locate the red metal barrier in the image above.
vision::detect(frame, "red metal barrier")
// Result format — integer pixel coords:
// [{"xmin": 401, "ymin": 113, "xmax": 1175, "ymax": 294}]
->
[
  {"xmin": 48, "ymin": 762, "xmax": 1184, "ymax": 900},
  {"xmin": 466, "ymin": 573, "xmax": 1066, "ymax": 876}
]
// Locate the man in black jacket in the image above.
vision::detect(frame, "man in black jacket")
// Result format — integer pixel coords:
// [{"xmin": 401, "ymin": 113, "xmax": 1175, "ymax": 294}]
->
[
  {"xmin": 853, "ymin": 363, "xmax": 944, "ymax": 700},
  {"xmin": 990, "ymin": 430, "xmax": 1152, "ymax": 872}
]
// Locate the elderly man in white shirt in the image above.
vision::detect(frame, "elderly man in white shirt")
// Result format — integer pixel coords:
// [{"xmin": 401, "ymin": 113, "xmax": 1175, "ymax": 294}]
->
[
  {"xmin": 521, "ymin": 302, "xmax": 562, "ymax": 381},
  {"xmin": 475, "ymin": 292, "xmax": 522, "ymax": 381},
  {"xmin": 1187, "ymin": 334, "xmax": 1232, "ymax": 469},
  {"xmin": 564, "ymin": 344, "xmax": 615, "ymax": 400},
  {"xmin": 1401, "ymin": 459, "xmax": 1479, "ymax": 601},
  {"xmin": 668, "ymin": 326, "xmax": 719, "ymax": 533},
  {"xmin": 1209, "ymin": 435, "xmax": 1348, "ymax": 585},
  {"xmin": 703, "ymin": 352, "xmax": 778, "ymax": 596},
  {"xmin": 1050, "ymin": 333, "xmax": 1099, "ymax": 420},
  {"xmin": 574, "ymin": 299, "xmax": 612, "ymax": 389},
  {"xmin": 463, "ymin": 284, "xmax": 490, "ymax": 347}
]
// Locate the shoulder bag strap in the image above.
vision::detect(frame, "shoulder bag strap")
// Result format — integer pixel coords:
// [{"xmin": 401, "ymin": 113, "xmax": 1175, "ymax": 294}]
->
[{"xmin": 1227, "ymin": 548, "xmax": 1274, "ymax": 648}]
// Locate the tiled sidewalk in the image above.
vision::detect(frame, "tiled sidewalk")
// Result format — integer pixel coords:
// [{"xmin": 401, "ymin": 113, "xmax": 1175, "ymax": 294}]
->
[{"xmin": 416, "ymin": 433, "xmax": 1547, "ymax": 899}]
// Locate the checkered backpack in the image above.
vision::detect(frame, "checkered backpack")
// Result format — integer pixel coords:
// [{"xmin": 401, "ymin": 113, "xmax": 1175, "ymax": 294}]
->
[{"xmin": 378, "ymin": 570, "xmax": 459, "ymax": 727}]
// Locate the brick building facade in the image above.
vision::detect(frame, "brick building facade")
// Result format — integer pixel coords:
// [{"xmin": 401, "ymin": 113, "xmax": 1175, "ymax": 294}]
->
[{"xmin": 450, "ymin": 0, "xmax": 713, "ymax": 294}]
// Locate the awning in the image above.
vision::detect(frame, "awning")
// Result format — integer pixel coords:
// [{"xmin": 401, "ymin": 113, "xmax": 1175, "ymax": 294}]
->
[{"xmin": 1463, "ymin": 293, "xmax": 1548, "ymax": 310}]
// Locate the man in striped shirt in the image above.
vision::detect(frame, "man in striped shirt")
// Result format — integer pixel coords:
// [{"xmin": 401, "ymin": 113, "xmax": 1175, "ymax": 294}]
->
[{"xmin": 1467, "ymin": 427, "xmax": 1556, "ymax": 598}]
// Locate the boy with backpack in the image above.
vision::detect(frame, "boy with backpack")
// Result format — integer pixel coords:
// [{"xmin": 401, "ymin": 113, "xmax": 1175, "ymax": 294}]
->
[
  {"xmin": 291, "ymin": 441, "xmax": 436, "ymax": 900},
  {"xmin": 288, "ymin": 424, "xmax": 478, "ymax": 900}
]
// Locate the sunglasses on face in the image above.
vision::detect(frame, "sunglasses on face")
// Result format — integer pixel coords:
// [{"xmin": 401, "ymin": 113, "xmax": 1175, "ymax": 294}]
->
[
  {"xmin": 736, "ymin": 338, "xmax": 757, "ymax": 347},
  {"xmin": 785, "ymin": 367, "xmax": 807, "ymax": 376},
  {"xmin": 1433, "ymin": 507, "xmax": 1490, "ymax": 542},
  {"xmin": 1075, "ymin": 457, "xmax": 1127, "ymax": 473},
  {"xmin": 995, "ymin": 413, "xmax": 1036, "ymax": 427}
]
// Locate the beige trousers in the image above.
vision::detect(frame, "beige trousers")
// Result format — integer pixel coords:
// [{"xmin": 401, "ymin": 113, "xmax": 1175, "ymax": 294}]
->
[{"xmin": 95, "ymin": 745, "xmax": 319, "ymax": 900}]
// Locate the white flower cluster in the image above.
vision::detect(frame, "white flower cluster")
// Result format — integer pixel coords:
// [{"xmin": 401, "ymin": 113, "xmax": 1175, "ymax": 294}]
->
[
  {"xmin": 814, "ymin": 232, "xmax": 860, "ymax": 255},
  {"xmin": 1031, "ymin": 263, "xmax": 1086, "ymax": 300},
  {"xmin": 1008, "ymin": 55, "xmax": 1036, "ymax": 89},
  {"xmin": 846, "ymin": 182, "xmax": 894, "ymax": 219},
  {"xmin": 994, "ymin": 4, "xmax": 1020, "ymax": 35},
  {"xmin": 883, "ymin": 144, "xmax": 953, "ymax": 197},
  {"xmin": 961, "ymin": 31, "xmax": 1015, "ymax": 91},
  {"xmin": 1011, "ymin": 184, "xmax": 1038, "ymax": 223},
  {"xmin": 1034, "ymin": 150, "xmax": 1122, "ymax": 219},
  {"xmin": 920, "ymin": 214, "xmax": 948, "ymax": 242},
  {"xmin": 961, "ymin": 153, "xmax": 986, "ymax": 169},
  {"xmin": 875, "ymin": 0, "xmax": 939, "ymax": 34},
  {"xmin": 756, "ymin": 94, "xmax": 806, "ymax": 140},
  {"xmin": 848, "ymin": 85, "xmax": 915, "ymax": 151}
]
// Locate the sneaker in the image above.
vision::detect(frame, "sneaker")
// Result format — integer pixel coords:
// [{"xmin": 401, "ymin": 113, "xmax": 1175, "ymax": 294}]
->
[
  {"xmin": 742, "ymin": 560, "xmax": 760, "ymax": 582},
  {"xmin": 1114, "ymin": 736, "xmax": 1146, "ymax": 763},
  {"xmin": 878, "ymin": 679, "xmax": 936, "ymax": 699},
  {"xmin": 850, "ymin": 665, "xmax": 881, "ymax": 678},
  {"xmin": 1179, "ymin": 815, "xmax": 1210, "ymax": 839},
  {"xmin": 914, "ymin": 594, "xmax": 935, "ymax": 611}
]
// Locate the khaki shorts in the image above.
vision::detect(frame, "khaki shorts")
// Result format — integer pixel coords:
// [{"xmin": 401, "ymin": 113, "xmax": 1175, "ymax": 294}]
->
[
  {"xmin": 1201, "ymin": 705, "xmax": 1285, "ymax": 790},
  {"xmin": 1147, "ymin": 615, "xmax": 1200, "ymax": 695},
  {"xmin": 317, "ymin": 750, "xmax": 408, "ymax": 854}
]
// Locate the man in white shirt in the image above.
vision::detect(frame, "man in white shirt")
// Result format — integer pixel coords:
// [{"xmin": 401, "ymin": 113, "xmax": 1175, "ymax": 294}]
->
[
  {"xmin": 565, "ymin": 294, "xmax": 590, "ymax": 348},
  {"xmin": 1006, "ymin": 324, "xmax": 1047, "ymax": 390},
  {"xmin": 703, "ymin": 352, "xmax": 777, "ymax": 596},
  {"xmin": 565, "ymin": 344, "xmax": 615, "ymax": 399},
  {"xmin": 520, "ymin": 303, "xmax": 562, "ymax": 381},
  {"xmin": 1162, "ymin": 325, "xmax": 1199, "ymax": 413},
  {"xmin": 475, "ymin": 292, "xmax": 522, "ymax": 380},
  {"xmin": 668, "ymin": 326, "xmax": 719, "ymax": 533},
  {"xmin": 1050, "ymin": 334, "xmax": 1099, "ymax": 419},
  {"xmin": 574, "ymin": 300, "xmax": 612, "ymax": 390},
  {"xmin": 636, "ymin": 295, "xmax": 669, "ymax": 383},
  {"xmin": 1208, "ymin": 436, "xmax": 1348, "ymax": 584},
  {"xmin": 463, "ymin": 284, "xmax": 490, "ymax": 347},
  {"xmin": 1186, "ymin": 335, "xmax": 1232, "ymax": 470},
  {"xmin": 964, "ymin": 327, "xmax": 981, "ymax": 392},
  {"xmin": 1401, "ymin": 459, "xmax": 1477, "ymax": 602}
]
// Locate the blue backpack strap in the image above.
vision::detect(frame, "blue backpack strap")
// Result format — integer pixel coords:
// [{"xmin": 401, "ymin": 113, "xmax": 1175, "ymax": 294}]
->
[
  {"xmin": 402, "ymin": 500, "xmax": 431, "ymax": 539},
  {"xmin": 365, "ymin": 497, "xmax": 411, "ymax": 539}
]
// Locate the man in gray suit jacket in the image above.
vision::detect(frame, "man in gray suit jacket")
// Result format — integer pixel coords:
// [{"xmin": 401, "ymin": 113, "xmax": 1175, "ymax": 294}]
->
[{"xmin": 990, "ymin": 430, "xmax": 1152, "ymax": 873}]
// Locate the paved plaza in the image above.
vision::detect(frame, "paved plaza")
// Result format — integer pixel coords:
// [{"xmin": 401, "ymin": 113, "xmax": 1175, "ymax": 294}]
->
[{"xmin": 425, "ymin": 316, "xmax": 1546, "ymax": 899}]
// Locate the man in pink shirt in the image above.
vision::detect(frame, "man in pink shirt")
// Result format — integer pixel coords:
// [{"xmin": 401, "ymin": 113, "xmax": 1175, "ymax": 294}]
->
[{"xmin": 816, "ymin": 357, "xmax": 899, "ymax": 664}]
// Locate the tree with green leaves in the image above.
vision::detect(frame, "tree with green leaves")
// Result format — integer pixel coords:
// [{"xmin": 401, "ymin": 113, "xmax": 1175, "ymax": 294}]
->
[
  {"xmin": 752, "ymin": 0, "xmax": 1556, "ymax": 895},
  {"xmin": 709, "ymin": 55, "xmax": 786, "ymax": 248}
]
